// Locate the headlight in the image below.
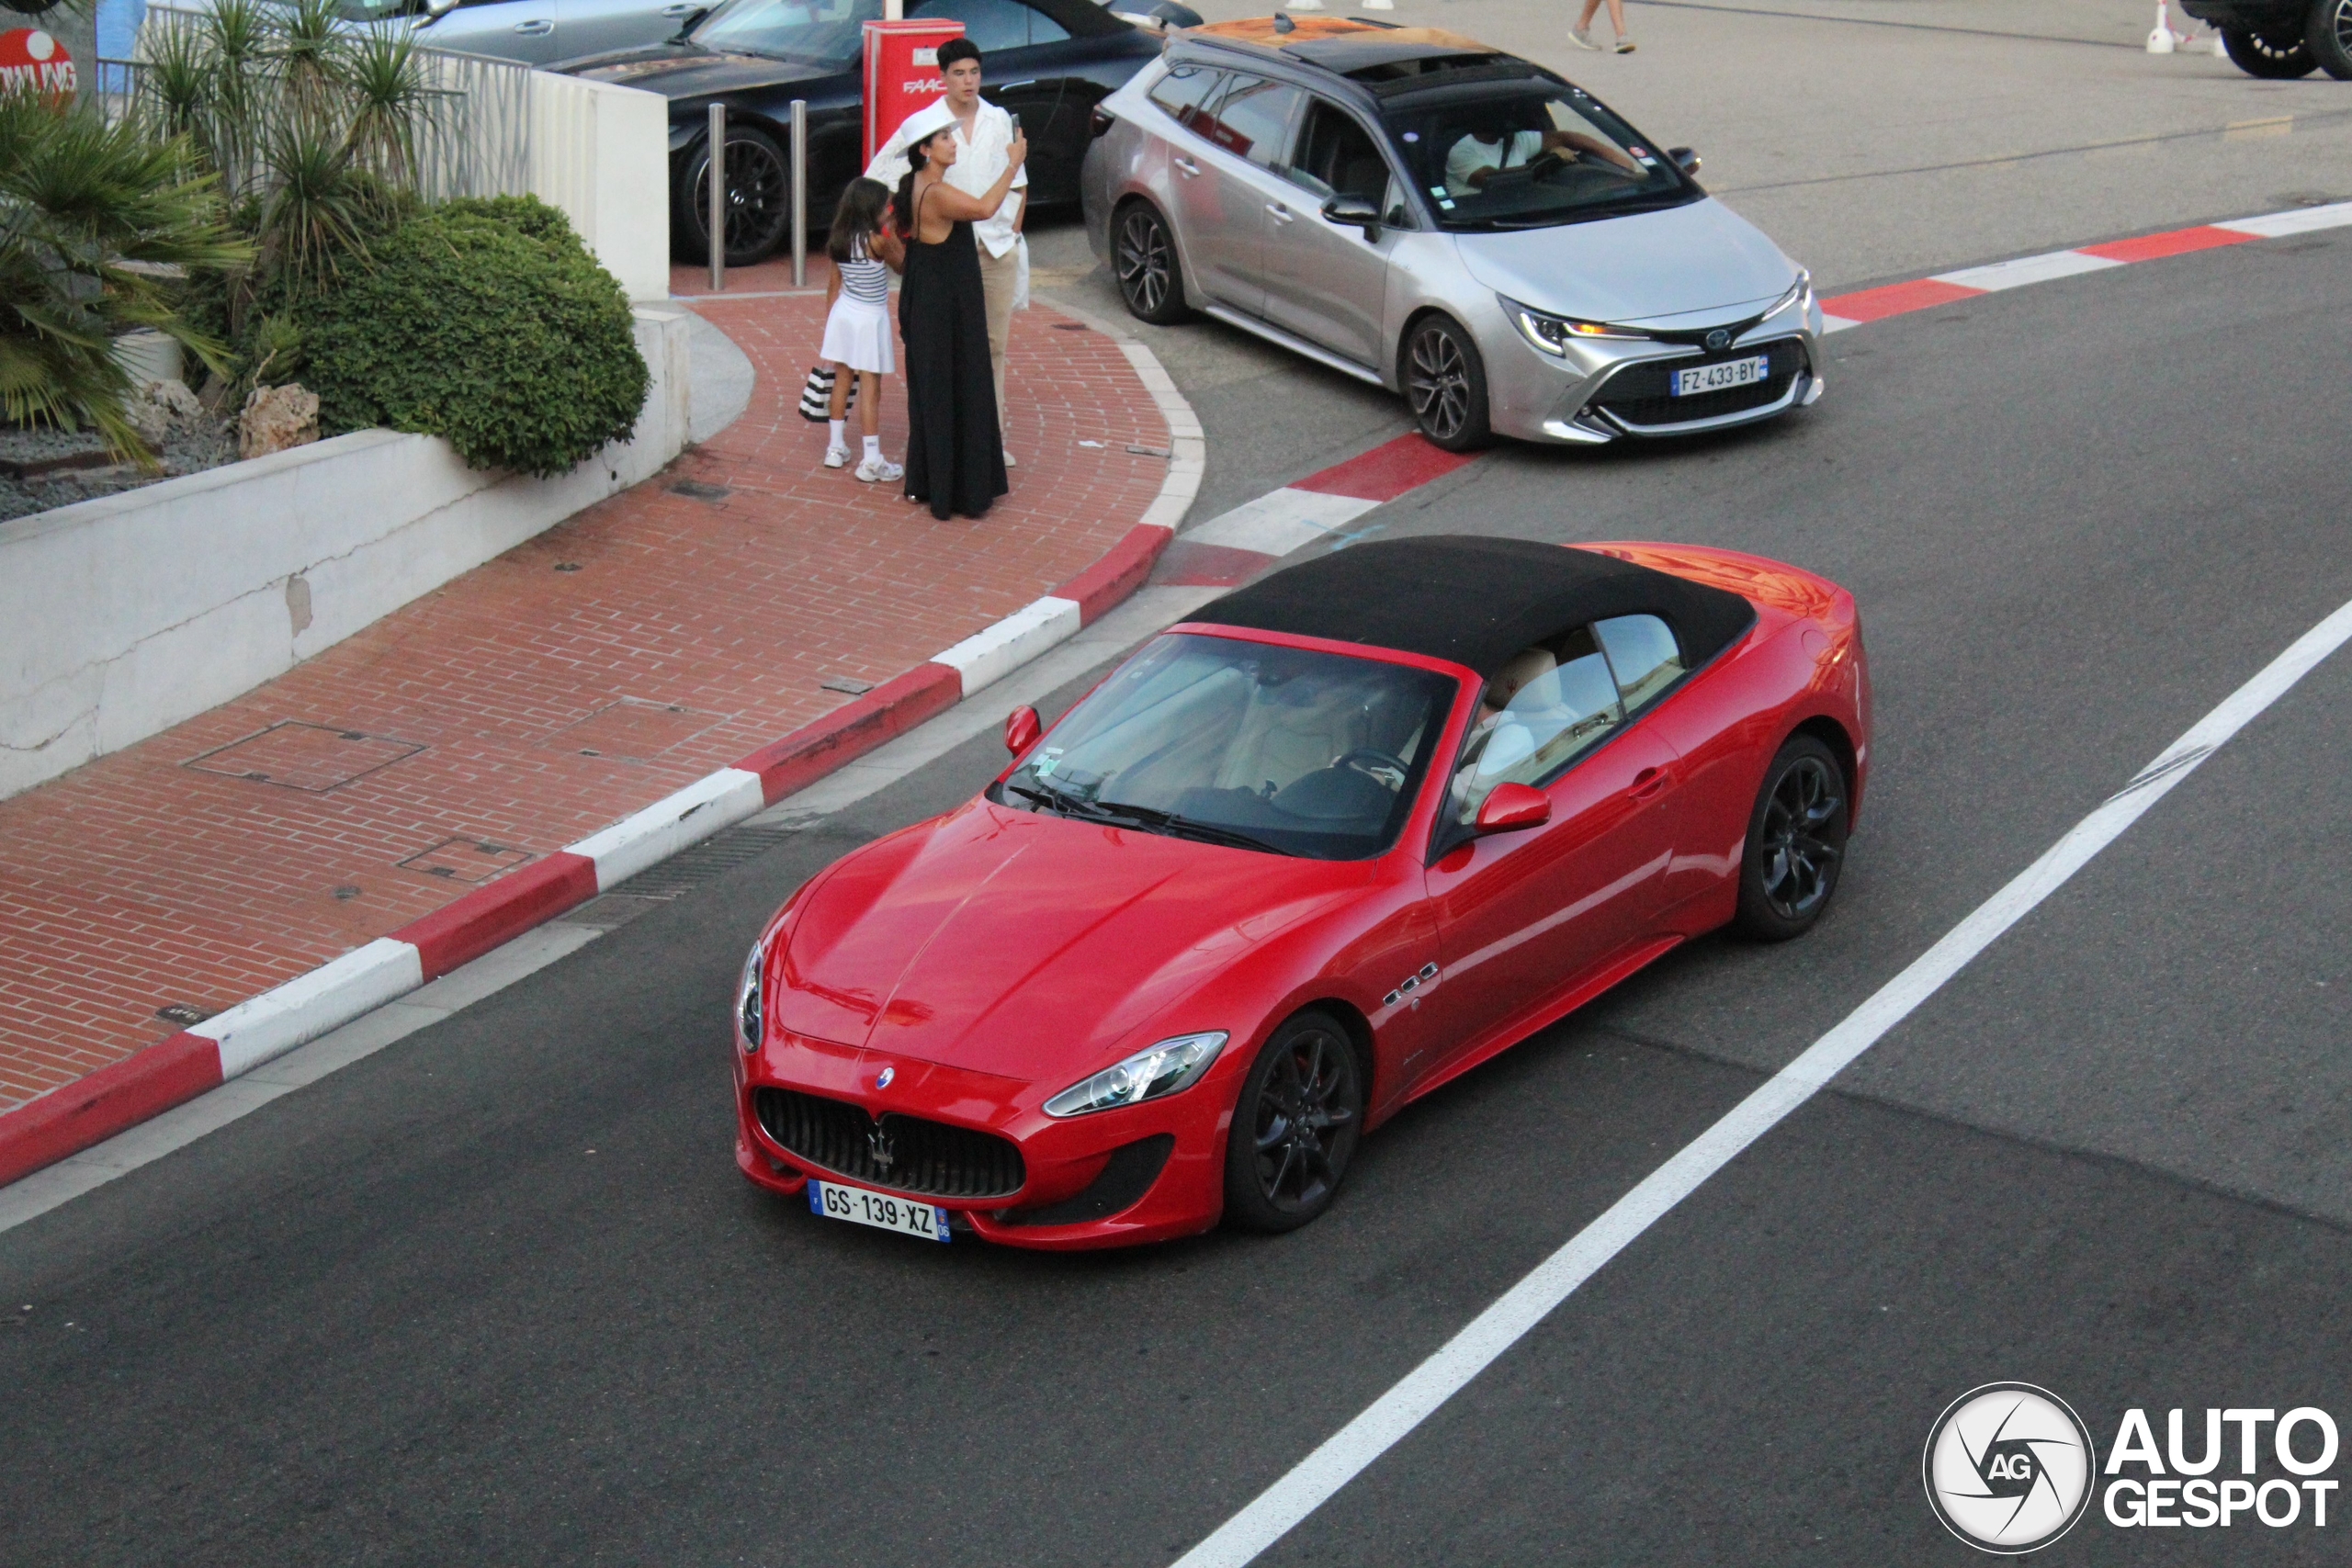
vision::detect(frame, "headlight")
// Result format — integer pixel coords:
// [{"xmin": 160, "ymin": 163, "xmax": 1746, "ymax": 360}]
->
[
  {"xmin": 1767, "ymin": 269, "xmax": 1813, "ymax": 318},
  {"xmin": 1044, "ymin": 1032, "xmax": 1227, "ymax": 1117},
  {"xmin": 736, "ymin": 939, "xmax": 765, "ymax": 1054},
  {"xmin": 1503, "ymin": 295, "xmax": 1649, "ymax": 355}
]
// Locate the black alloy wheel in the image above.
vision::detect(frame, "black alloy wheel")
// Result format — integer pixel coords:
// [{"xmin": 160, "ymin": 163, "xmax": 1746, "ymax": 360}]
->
[
  {"xmin": 1734, "ymin": 735, "xmax": 1849, "ymax": 941},
  {"xmin": 2310, "ymin": 0, "xmax": 2352, "ymax": 78},
  {"xmin": 677, "ymin": 125, "xmax": 793, "ymax": 267},
  {"xmin": 1114, "ymin": 201, "xmax": 1191, "ymax": 324},
  {"xmin": 1403, "ymin": 314, "xmax": 1492, "ymax": 452},
  {"xmin": 2222, "ymin": 24, "xmax": 2317, "ymax": 76},
  {"xmin": 1223, "ymin": 1010, "xmax": 1363, "ymax": 1234}
]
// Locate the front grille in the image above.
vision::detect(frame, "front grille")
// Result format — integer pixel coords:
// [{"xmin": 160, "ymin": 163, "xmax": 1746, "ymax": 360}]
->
[
  {"xmin": 1592, "ymin": 339, "xmax": 1804, "ymax": 430},
  {"xmin": 754, "ymin": 1088, "xmax": 1025, "ymax": 1200}
]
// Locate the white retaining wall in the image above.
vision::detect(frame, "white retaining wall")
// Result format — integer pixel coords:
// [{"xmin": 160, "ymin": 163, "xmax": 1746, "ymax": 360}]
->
[
  {"xmin": 529, "ymin": 72, "xmax": 673, "ymax": 302},
  {"xmin": 0, "ymin": 309, "xmax": 693, "ymax": 803}
]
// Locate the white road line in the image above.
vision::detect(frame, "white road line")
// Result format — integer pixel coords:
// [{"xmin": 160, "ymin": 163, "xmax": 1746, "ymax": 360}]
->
[{"xmin": 1170, "ymin": 594, "xmax": 2352, "ymax": 1568}]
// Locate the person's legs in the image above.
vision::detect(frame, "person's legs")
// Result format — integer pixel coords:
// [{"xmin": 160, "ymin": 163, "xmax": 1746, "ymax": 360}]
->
[
  {"xmin": 824, "ymin": 362, "xmax": 850, "ymax": 467},
  {"xmin": 978, "ymin": 243, "xmax": 1017, "ymax": 460},
  {"xmin": 1606, "ymin": 0, "xmax": 1634, "ymax": 47},
  {"xmin": 857, "ymin": 371, "xmax": 880, "ymax": 439}
]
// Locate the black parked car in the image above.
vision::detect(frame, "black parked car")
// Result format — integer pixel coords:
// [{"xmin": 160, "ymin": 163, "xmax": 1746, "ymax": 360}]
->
[
  {"xmin": 2180, "ymin": 0, "xmax": 2352, "ymax": 77},
  {"xmin": 559, "ymin": 0, "xmax": 1168, "ymax": 265}
]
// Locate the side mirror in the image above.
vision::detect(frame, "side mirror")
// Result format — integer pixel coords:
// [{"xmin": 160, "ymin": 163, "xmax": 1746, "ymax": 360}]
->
[
  {"xmin": 1150, "ymin": 0, "xmax": 1203, "ymax": 24},
  {"xmin": 1473, "ymin": 782, "xmax": 1551, "ymax": 835},
  {"xmin": 1320, "ymin": 195, "xmax": 1382, "ymax": 241},
  {"xmin": 1668, "ymin": 146, "xmax": 1701, "ymax": 176},
  {"xmin": 424, "ymin": 0, "xmax": 459, "ymax": 17},
  {"xmin": 1004, "ymin": 705, "xmax": 1043, "ymax": 756}
]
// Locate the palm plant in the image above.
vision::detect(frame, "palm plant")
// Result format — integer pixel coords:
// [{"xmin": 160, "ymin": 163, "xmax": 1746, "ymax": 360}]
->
[{"xmin": 0, "ymin": 92, "xmax": 250, "ymax": 462}]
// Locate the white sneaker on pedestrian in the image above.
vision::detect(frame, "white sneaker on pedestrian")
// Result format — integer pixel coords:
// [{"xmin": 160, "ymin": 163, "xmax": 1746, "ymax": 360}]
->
[
  {"xmin": 1614, "ymin": 34, "xmax": 1636, "ymax": 51},
  {"xmin": 855, "ymin": 456, "xmax": 904, "ymax": 484},
  {"xmin": 1002, "ymin": 447, "xmax": 1017, "ymax": 469},
  {"xmin": 1568, "ymin": 24, "xmax": 1600, "ymax": 49},
  {"xmin": 823, "ymin": 443, "xmax": 850, "ymax": 468}
]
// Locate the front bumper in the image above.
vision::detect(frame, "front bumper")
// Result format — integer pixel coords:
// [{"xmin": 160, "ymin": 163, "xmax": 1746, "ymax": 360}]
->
[
  {"xmin": 733, "ymin": 1030, "xmax": 1230, "ymax": 1250},
  {"xmin": 1480, "ymin": 290, "xmax": 1826, "ymax": 446}
]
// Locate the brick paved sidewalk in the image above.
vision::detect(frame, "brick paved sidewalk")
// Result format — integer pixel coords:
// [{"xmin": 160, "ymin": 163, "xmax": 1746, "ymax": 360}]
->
[{"xmin": 0, "ymin": 262, "xmax": 1175, "ymax": 1112}]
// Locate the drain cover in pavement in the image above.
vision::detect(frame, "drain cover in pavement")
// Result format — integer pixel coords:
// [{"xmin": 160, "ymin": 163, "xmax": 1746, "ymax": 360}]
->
[
  {"xmin": 185, "ymin": 722, "xmax": 425, "ymax": 792},
  {"xmin": 548, "ymin": 699, "xmax": 722, "ymax": 761},
  {"xmin": 397, "ymin": 838, "xmax": 534, "ymax": 884}
]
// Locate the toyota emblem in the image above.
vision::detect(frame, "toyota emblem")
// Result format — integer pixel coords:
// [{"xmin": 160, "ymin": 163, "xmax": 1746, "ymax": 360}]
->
[{"xmin": 1704, "ymin": 328, "xmax": 1730, "ymax": 352}]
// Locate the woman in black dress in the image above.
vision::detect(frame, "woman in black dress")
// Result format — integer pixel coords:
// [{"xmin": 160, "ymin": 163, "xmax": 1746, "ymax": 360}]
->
[{"xmin": 894, "ymin": 124, "xmax": 1026, "ymax": 521}]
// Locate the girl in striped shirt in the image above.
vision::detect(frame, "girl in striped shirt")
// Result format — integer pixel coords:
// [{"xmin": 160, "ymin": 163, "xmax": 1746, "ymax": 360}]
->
[{"xmin": 821, "ymin": 179, "xmax": 903, "ymax": 482}]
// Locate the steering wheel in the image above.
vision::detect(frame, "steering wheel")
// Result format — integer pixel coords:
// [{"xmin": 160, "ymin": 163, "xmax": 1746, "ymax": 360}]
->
[
  {"xmin": 1523, "ymin": 147, "xmax": 1573, "ymax": 178},
  {"xmin": 1335, "ymin": 748, "xmax": 1410, "ymax": 791}
]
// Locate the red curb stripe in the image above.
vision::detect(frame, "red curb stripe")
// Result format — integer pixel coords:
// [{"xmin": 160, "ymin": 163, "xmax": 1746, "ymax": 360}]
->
[
  {"xmin": 0, "ymin": 1032, "xmax": 223, "ymax": 1189},
  {"xmin": 2077, "ymin": 225, "xmax": 2257, "ymax": 264},
  {"xmin": 1820, "ymin": 277, "xmax": 1984, "ymax": 323},
  {"xmin": 396, "ymin": 852, "xmax": 601, "ymax": 981},
  {"xmin": 736, "ymin": 661, "xmax": 964, "ymax": 806},
  {"xmin": 1054, "ymin": 524, "xmax": 1175, "ymax": 626},
  {"xmin": 1293, "ymin": 434, "xmax": 1477, "ymax": 502}
]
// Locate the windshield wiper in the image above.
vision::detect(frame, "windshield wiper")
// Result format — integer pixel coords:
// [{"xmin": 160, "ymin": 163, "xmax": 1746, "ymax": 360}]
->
[{"xmin": 1092, "ymin": 800, "xmax": 1297, "ymax": 857}]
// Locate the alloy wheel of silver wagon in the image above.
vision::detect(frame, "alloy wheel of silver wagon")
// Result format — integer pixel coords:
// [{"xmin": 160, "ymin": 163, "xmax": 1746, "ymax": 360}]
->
[
  {"xmin": 1408, "ymin": 323, "xmax": 1471, "ymax": 442},
  {"xmin": 1117, "ymin": 209, "xmax": 1170, "ymax": 316}
]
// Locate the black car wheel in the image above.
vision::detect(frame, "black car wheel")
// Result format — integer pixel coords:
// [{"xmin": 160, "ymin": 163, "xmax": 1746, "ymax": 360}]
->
[
  {"xmin": 2222, "ymin": 24, "xmax": 2317, "ymax": 76},
  {"xmin": 1223, "ymin": 1010, "xmax": 1363, "ymax": 1234},
  {"xmin": 1403, "ymin": 314, "xmax": 1492, "ymax": 452},
  {"xmin": 2310, "ymin": 0, "xmax": 2352, "ymax": 77},
  {"xmin": 1114, "ymin": 201, "xmax": 1191, "ymax": 324},
  {"xmin": 1733, "ymin": 735, "xmax": 1849, "ymax": 942},
  {"xmin": 675, "ymin": 124, "xmax": 793, "ymax": 267}
]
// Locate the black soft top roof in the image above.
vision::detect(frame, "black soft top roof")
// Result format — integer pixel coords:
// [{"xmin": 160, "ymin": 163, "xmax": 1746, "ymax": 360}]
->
[{"xmin": 1189, "ymin": 536, "xmax": 1756, "ymax": 679}]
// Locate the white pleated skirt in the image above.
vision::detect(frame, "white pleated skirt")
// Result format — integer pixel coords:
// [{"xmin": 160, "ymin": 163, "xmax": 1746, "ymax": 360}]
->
[{"xmin": 821, "ymin": 296, "xmax": 895, "ymax": 376}]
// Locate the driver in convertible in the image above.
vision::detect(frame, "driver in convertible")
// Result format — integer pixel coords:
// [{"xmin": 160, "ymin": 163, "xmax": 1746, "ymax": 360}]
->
[{"xmin": 1442, "ymin": 121, "xmax": 1642, "ymax": 197}]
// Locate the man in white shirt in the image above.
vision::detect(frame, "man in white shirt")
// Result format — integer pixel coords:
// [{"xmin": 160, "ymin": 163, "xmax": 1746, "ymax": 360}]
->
[{"xmin": 865, "ymin": 37, "xmax": 1026, "ymax": 465}]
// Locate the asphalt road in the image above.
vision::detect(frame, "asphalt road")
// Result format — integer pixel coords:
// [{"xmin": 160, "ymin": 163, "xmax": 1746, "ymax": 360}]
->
[{"xmin": 7, "ymin": 139, "xmax": 2352, "ymax": 1568}]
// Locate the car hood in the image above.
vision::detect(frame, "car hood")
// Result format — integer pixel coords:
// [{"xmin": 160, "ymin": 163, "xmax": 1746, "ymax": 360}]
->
[
  {"xmin": 773, "ymin": 800, "xmax": 1364, "ymax": 1083},
  {"xmin": 1452, "ymin": 197, "xmax": 1799, "ymax": 327},
  {"xmin": 561, "ymin": 44, "xmax": 837, "ymax": 96}
]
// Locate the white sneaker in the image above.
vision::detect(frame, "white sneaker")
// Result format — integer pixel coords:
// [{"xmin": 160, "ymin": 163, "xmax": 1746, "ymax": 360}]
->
[
  {"xmin": 1614, "ymin": 34, "xmax": 1636, "ymax": 51},
  {"xmin": 1002, "ymin": 447, "xmax": 1017, "ymax": 468},
  {"xmin": 1568, "ymin": 24, "xmax": 1600, "ymax": 49},
  {"xmin": 854, "ymin": 456, "xmax": 904, "ymax": 483},
  {"xmin": 823, "ymin": 443, "xmax": 850, "ymax": 468}
]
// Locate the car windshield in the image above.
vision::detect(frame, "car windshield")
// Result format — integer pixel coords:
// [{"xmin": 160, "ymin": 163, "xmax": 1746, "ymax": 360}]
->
[
  {"xmin": 991, "ymin": 633, "xmax": 1458, "ymax": 861},
  {"xmin": 690, "ymin": 0, "xmax": 878, "ymax": 62},
  {"xmin": 1379, "ymin": 79, "xmax": 1694, "ymax": 232}
]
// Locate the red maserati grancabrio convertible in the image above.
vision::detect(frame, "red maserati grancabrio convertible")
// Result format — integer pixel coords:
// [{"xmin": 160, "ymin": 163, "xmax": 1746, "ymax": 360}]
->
[{"xmin": 733, "ymin": 536, "xmax": 1870, "ymax": 1249}]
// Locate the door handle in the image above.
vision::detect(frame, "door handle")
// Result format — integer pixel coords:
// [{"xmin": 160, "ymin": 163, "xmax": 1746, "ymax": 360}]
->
[
  {"xmin": 1266, "ymin": 202, "xmax": 1294, "ymax": 222},
  {"xmin": 1172, "ymin": 154, "xmax": 1200, "ymax": 176},
  {"xmin": 1628, "ymin": 765, "xmax": 1671, "ymax": 801},
  {"xmin": 660, "ymin": 3, "xmax": 695, "ymax": 13},
  {"xmin": 512, "ymin": 17, "xmax": 552, "ymax": 31}
]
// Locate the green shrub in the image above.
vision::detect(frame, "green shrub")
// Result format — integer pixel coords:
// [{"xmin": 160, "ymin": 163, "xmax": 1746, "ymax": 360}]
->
[{"xmin": 295, "ymin": 195, "xmax": 646, "ymax": 477}]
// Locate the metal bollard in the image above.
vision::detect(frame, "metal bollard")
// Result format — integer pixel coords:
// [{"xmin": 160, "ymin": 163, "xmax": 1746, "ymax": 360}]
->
[
  {"xmin": 707, "ymin": 101, "xmax": 727, "ymax": 293},
  {"xmin": 790, "ymin": 99, "xmax": 808, "ymax": 288}
]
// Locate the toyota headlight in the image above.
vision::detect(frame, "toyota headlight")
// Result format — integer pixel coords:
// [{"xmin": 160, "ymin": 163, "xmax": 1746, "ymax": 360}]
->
[
  {"xmin": 1767, "ymin": 269, "xmax": 1813, "ymax": 319},
  {"xmin": 1504, "ymin": 295, "xmax": 1650, "ymax": 355},
  {"xmin": 736, "ymin": 939, "xmax": 765, "ymax": 1054},
  {"xmin": 1044, "ymin": 1032, "xmax": 1227, "ymax": 1118}
]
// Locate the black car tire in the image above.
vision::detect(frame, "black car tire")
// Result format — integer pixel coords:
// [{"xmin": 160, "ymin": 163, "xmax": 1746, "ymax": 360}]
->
[
  {"xmin": 1403, "ymin": 314, "xmax": 1493, "ymax": 452},
  {"xmin": 1223, "ymin": 1010, "xmax": 1363, "ymax": 1235},
  {"xmin": 1732, "ymin": 735, "xmax": 1849, "ymax": 942},
  {"xmin": 674, "ymin": 123, "xmax": 793, "ymax": 267},
  {"xmin": 2310, "ymin": 0, "xmax": 2352, "ymax": 77},
  {"xmin": 2222, "ymin": 24, "xmax": 2317, "ymax": 75},
  {"xmin": 1113, "ymin": 200, "xmax": 1193, "ymax": 324}
]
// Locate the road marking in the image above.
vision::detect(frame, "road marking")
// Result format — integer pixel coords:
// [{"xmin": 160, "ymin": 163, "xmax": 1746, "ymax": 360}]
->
[
  {"xmin": 1168, "ymin": 594, "xmax": 2352, "ymax": 1568},
  {"xmin": 2225, "ymin": 115, "xmax": 2293, "ymax": 141}
]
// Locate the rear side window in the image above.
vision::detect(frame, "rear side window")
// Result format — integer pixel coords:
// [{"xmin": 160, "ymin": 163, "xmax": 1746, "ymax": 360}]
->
[
  {"xmin": 1593, "ymin": 615, "xmax": 1685, "ymax": 710},
  {"xmin": 1199, "ymin": 73, "xmax": 1305, "ymax": 168},
  {"xmin": 1147, "ymin": 63, "xmax": 1226, "ymax": 131}
]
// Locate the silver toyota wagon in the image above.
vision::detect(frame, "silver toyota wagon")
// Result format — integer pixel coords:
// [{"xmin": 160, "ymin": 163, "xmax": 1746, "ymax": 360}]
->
[{"xmin": 1080, "ymin": 18, "xmax": 1826, "ymax": 450}]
